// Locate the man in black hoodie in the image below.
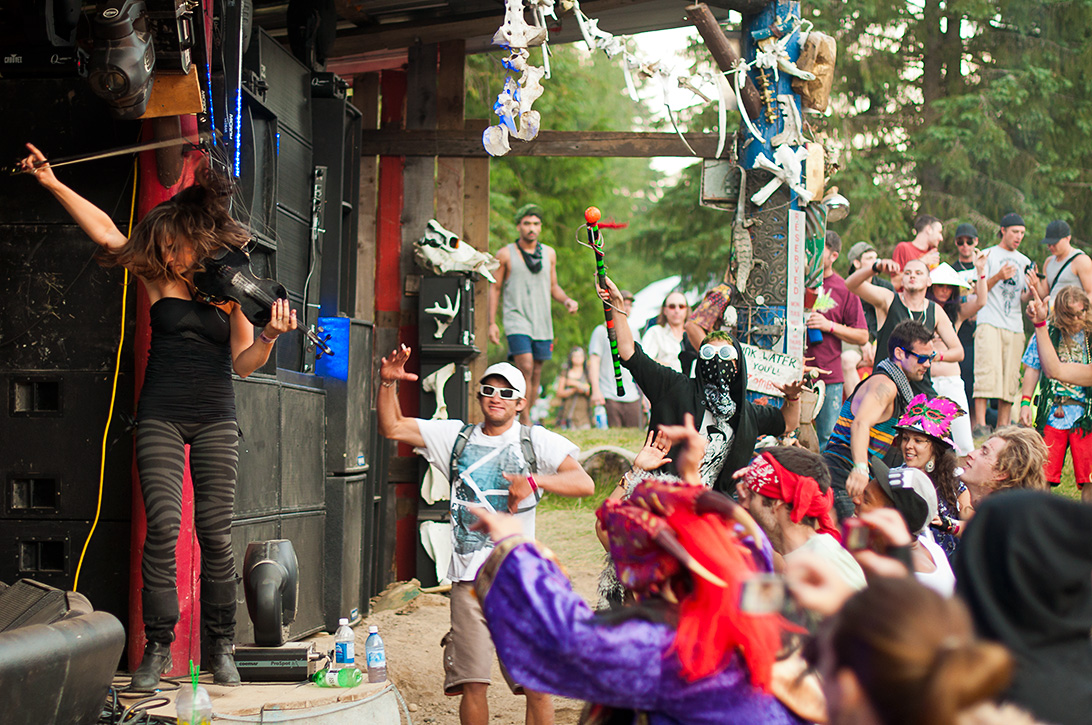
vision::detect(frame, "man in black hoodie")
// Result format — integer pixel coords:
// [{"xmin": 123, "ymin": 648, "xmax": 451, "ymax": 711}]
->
[{"xmin": 597, "ymin": 278, "xmax": 803, "ymax": 494}]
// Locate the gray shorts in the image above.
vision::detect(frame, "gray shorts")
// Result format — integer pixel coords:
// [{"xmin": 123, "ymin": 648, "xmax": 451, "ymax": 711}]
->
[{"xmin": 442, "ymin": 581, "xmax": 523, "ymax": 696}]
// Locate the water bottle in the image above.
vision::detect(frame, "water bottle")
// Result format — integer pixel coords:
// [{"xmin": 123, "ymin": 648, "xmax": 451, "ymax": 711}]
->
[
  {"xmin": 334, "ymin": 617, "xmax": 354, "ymax": 670},
  {"xmin": 807, "ymin": 327, "xmax": 823, "ymax": 344},
  {"xmin": 593, "ymin": 404, "xmax": 608, "ymax": 429},
  {"xmin": 311, "ymin": 666, "xmax": 363, "ymax": 688},
  {"xmin": 365, "ymin": 625, "xmax": 387, "ymax": 683}
]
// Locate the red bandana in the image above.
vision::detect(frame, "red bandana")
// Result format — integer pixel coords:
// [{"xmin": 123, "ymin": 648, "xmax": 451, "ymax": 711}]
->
[{"xmin": 744, "ymin": 452, "xmax": 841, "ymax": 541}]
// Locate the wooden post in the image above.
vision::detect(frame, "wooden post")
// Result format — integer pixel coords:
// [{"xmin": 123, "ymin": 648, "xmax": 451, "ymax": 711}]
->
[
  {"xmin": 351, "ymin": 72, "xmax": 380, "ymax": 322},
  {"xmin": 688, "ymin": 3, "xmax": 762, "ymax": 122},
  {"xmin": 463, "ymin": 118, "xmax": 490, "ymax": 425}
]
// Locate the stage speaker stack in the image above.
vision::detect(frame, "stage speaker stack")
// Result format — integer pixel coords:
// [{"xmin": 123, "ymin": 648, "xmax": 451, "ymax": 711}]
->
[{"xmin": 0, "ymin": 78, "xmax": 137, "ymax": 631}]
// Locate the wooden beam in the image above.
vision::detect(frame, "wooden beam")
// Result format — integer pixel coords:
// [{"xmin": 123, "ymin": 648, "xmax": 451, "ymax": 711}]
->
[
  {"xmin": 434, "ymin": 40, "xmax": 465, "ymax": 236},
  {"xmin": 687, "ymin": 3, "xmax": 761, "ymax": 122},
  {"xmin": 359, "ymin": 129, "xmax": 725, "ymax": 158},
  {"xmin": 351, "ymin": 72, "xmax": 380, "ymax": 322},
  {"xmin": 463, "ymin": 119, "xmax": 490, "ymax": 425}
]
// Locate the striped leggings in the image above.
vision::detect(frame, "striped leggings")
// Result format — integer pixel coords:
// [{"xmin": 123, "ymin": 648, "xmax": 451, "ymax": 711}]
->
[{"xmin": 135, "ymin": 419, "xmax": 240, "ymax": 591}]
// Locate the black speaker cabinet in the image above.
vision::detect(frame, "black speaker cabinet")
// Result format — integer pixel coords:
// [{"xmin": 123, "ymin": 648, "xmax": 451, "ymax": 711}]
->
[
  {"xmin": 315, "ymin": 317, "xmax": 373, "ymax": 474},
  {"xmin": 0, "ymin": 226, "xmax": 136, "ymax": 373},
  {"xmin": 2, "ymin": 371, "xmax": 134, "ymax": 521},
  {"xmin": 280, "ymin": 380, "xmax": 326, "ymax": 512},
  {"xmin": 233, "ymin": 377, "xmax": 281, "ymax": 518},
  {"xmin": 313, "ymin": 95, "xmax": 362, "ymax": 318},
  {"xmin": 323, "ymin": 474, "xmax": 363, "ymax": 632},
  {"xmin": 244, "ymin": 28, "xmax": 312, "ymax": 139},
  {"xmin": 235, "ymin": 93, "xmax": 279, "ymax": 242},
  {"xmin": 0, "ymin": 79, "xmax": 136, "ymax": 225},
  {"xmin": 0, "ymin": 520, "xmax": 130, "ymax": 629},
  {"xmin": 419, "ymin": 362, "xmax": 471, "ymax": 422},
  {"xmin": 418, "ymin": 275, "xmax": 478, "ymax": 361}
]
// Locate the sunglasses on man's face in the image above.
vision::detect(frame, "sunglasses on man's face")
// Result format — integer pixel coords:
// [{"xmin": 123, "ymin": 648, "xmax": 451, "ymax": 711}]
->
[
  {"xmin": 665, "ymin": 303, "xmax": 687, "ymax": 310},
  {"xmin": 955, "ymin": 237, "xmax": 976, "ymax": 246},
  {"xmin": 900, "ymin": 347, "xmax": 936, "ymax": 364},
  {"xmin": 480, "ymin": 385, "xmax": 520, "ymax": 400},
  {"xmin": 699, "ymin": 344, "xmax": 736, "ymax": 361}
]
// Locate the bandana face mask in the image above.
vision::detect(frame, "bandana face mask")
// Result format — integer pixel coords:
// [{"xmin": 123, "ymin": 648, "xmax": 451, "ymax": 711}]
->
[{"xmin": 698, "ymin": 343, "xmax": 739, "ymax": 419}]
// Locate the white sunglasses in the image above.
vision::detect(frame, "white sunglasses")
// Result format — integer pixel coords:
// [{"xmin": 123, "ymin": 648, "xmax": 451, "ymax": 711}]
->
[{"xmin": 480, "ymin": 385, "xmax": 520, "ymax": 400}]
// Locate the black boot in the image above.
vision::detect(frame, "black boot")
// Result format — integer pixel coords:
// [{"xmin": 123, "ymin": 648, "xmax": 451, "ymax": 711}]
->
[
  {"xmin": 131, "ymin": 588, "xmax": 178, "ymax": 691},
  {"xmin": 201, "ymin": 577, "xmax": 241, "ymax": 686}
]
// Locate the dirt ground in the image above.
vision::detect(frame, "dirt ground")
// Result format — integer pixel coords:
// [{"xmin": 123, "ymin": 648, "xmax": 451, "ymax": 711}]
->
[{"xmin": 341, "ymin": 509, "xmax": 604, "ymax": 725}]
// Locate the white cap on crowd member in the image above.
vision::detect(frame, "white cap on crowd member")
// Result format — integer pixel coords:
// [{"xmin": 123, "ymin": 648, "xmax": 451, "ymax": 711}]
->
[{"xmin": 481, "ymin": 362, "xmax": 527, "ymax": 398}]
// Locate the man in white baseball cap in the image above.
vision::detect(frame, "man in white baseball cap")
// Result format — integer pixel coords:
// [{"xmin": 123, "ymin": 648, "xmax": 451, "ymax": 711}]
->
[{"xmin": 377, "ymin": 344, "xmax": 592, "ymax": 725}]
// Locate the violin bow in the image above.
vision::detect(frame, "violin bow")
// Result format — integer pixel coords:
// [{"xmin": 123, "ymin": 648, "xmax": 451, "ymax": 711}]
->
[
  {"xmin": 10, "ymin": 133, "xmax": 210, "ymax": 175},
  {"xmin": 585, "ymin": 206, "xmax": 626, "ymax": 397}
]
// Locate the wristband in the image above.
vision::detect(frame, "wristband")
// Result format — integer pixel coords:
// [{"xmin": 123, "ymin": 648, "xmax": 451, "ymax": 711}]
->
[
  {"xmin": 852, "ymin": 462, "xmax": 869, "ymax": 475},
  {"xmin": 784, "ymin": 396, "xmax": 800, "ymax": 402},
  {"xmin": 381, "ymin": 380, "xmax": 396, "ymax": 388},
  {"xmin": 259, "ymin": 331, "xmax": 277, "ymax": 344},
  {"xmin": 527, "ymin": 475, "xmax": 538, "ymax": 493},
  {"xmin": 872, "ymin": 261, "xmax": 882, "ymax": 274},
  {"xmin": 1034, "ymin": 320, "xmax": 1047, "ymax": 329}
]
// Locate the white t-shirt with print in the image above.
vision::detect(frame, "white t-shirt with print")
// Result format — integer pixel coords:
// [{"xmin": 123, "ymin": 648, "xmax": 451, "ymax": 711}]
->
[
  {"xmin": 977, "ymin": 245, "xmax": 1031, "ymax": 333},
  {"xmin": 415, "ymin": 419, "xmax": 579, "ymax": 581}
]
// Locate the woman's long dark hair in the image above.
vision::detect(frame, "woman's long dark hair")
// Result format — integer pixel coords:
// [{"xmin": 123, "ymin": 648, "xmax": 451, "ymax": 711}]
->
[
  {"xmin": 926, "ymin": 285, "xmax": 961, "ymax": 324},
  {"xmin": 100, "ymin": 160, "xmax": 249, "ymax": 283}
]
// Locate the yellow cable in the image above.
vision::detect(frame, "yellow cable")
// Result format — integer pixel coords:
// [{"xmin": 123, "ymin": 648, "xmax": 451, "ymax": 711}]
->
[{"xmin": 74, "ymin": 159, "xmax": 138, "ymax": 592}]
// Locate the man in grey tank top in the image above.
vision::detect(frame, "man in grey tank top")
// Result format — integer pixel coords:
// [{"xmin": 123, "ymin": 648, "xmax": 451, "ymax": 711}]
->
[
  {"xmin": 1034, "ymin": 220, "xmax": 1092, "ymax": 303},
  {"xmin": 488, "ymin": 204, "xmax": 579, "ymax": 423}
]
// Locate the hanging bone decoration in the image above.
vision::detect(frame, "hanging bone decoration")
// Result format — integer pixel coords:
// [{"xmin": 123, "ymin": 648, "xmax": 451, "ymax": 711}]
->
[
  {"xmin": 770, "ymin": 94, "xmax": 805, "ymax": 147},
  {"xmin": 425, "ymin": 291, "xmax": 461, "ymax": 340},
  {"xmin": 733, "ymin": 164, "xmax": 756, "ymax": 294},
  {"xmin": 414, "ymin": 220, "xmax": 500, "ymax": 282},
  {"xmin": 483, "ymin": 0, "xmax": 551, "ymax": 156},
  {"xmin": 752, "ymin": 145, "xmax": 814, "ymax": 206},
  {"xmin": 422, "ymin": 363, "xmax": 456, "ymax": 420}
]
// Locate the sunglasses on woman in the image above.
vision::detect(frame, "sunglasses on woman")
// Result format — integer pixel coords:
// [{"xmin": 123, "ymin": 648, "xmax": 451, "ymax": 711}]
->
[
  {"xmin": 480, "ymin": 385, "xmax": 520, "ymax": 400},
  {"xmin": 699, "ymin": 344, "xmax": 736, "ymax": 361},
  {"xmin": 665, "ymin": 303, "xmax": 687, "ymax": 309}
]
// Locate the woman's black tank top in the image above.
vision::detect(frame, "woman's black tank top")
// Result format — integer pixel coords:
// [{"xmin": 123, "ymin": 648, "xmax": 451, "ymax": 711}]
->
[{"xmin": 137, "ymin": 298, "xmax": 236, "ymax": 423}]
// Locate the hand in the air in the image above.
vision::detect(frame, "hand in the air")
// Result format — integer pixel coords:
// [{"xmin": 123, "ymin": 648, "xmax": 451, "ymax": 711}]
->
[
  {"xmin": 379, "ymin": 344, "xmax": 419, "ymax": 385},
  {"xmin": 632, "ymin": 429, "xmax": 672, "ymax": 471}
]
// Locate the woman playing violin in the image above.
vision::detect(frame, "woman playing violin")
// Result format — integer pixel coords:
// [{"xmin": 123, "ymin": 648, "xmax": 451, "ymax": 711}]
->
[{"xmin": 19, "ymin": 143, "xmax": 296, "ymax": 690}]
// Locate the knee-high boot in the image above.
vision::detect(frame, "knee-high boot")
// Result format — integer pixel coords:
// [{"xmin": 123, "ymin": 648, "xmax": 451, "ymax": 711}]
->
[
  {"xmin": 201, "ymin": 577, "xmax": 241, "ymax": 686},
  {"xmin": 131, "ymin": 588, "xmax": 178, "ymax": 691}
]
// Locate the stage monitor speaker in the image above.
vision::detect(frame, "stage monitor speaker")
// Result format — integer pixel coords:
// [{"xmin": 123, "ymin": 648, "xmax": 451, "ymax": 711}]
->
[
  {"xmin": 0, "ymin": 609, "xmax": 125, "ymax": 725},
  {"xmin": 419, "ymin": 275, "xmax": 478, "ymax": 361},
  {"xmin": 0, "ymin": 579, "xmax": 86, "ymax": 631},
  {"xmin": 0, "ymin": 226, "xmax": 136, "ymax": 373},
  {"xmin": 323, "ymin": 473, "xmax": 363, "ymax": 632},
  {"xmin": 279, "ymin": 381, "xmax": 326, "ymax": 511},
  {"xmin": 315, "ymin": 317, "xmax": 373, "ymax": 474},
  {"xmin": 233, "ymin": 377, "xmax": 282, "ymax": 518},
  {"xmin": 234, "ymin": 95, "xmax": 278, "ymax": 242}
]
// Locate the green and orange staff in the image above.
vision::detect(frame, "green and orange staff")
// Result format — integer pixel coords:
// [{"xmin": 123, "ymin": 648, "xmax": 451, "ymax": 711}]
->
[{"xmin": 585, "ymin": 206, "xmax": 626, "ymax": 397}]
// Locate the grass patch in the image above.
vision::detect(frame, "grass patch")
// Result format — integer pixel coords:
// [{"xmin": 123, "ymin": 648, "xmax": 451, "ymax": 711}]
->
[{"xmin": 540, "ymin": 427, "xmax": 647, "ymax": 512}]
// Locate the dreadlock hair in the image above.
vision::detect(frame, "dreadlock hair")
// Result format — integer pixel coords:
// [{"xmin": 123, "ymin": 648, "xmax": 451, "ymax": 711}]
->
[{"xmin": 100, "ymin": 160, "xmax": 249, "ymax": 284}]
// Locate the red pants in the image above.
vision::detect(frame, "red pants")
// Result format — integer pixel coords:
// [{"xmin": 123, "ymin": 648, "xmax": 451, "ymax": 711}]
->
[{"xmin": 1043, "ymin": 424, "xmax": 1092, "ymax": 488}]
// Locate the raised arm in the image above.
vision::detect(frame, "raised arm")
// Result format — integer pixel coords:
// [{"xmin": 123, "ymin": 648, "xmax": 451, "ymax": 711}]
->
[
  {"xmin": 1027, "ymin": 291, "xmax": 1092, "ymax": 386},
  {"xmin": 845, "ymin": 259, "xmax": 898, "ymax": 313},
  {"xmin": 960, "ymin": 250, "xmax": 989, "ymax": 321},
  {"xmin": 19, "ymin": 143, "xmax": 128, "ymax": 251},
  {"xmin": 933, "ymin": 310, "xmax": 963, "ymax": 363},
  {"xmin": 594, "ymin": 276, "xmax": 635, "ymax": 360},
  {"xmin": 376, "ymin": 344, "xmax": 425, "ymax": 447}
]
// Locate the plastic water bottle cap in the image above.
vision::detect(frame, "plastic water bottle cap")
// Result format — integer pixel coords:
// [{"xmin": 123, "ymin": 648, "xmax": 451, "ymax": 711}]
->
[
  {"xmin": 368, "ymin": 625, "xmax": 378, "ymax": 634},
  {"xmin": 339, "ymin": 618, "xmax": 349, "ymax": 625}
]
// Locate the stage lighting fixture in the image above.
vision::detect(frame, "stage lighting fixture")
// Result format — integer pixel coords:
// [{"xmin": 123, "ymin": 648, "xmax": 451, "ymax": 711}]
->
[
  {"xmin": 88, "ymin": 0, "xmax": 156, "ymax": 120},
  {"xmin": 243, "ymin": 540, "xmax": 300, "ymax": 647}
]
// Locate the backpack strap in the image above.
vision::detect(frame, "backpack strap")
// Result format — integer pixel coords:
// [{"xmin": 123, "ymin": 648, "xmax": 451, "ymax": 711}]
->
[
  {"xmin": 513, "ymin": 424, "xmax": 543, "ymax": 513},
  {"xmin": 448, "ymin": 423, "xmax": 476, "ymax": 484}
]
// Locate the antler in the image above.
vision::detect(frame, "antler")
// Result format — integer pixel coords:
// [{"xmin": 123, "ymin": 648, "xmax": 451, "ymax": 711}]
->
[{"xmin": 425, "ymin": 291, "xmax": 461, "ymax": 339}]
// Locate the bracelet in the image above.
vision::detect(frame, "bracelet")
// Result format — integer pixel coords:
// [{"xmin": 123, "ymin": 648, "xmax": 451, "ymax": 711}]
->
[
  {"xmin": 527, "ymin": 475, "xmax": 538, "ymax": 493},
  {"xmin": 852, "ymin": 462, "xmax": 869, "ymax": 475},
  {"xmin": 381, "ymin": 380, "xmax": 396, "ymax": 388},
  {"xmin": 1034, "ymin": 320, "xmax": 1047, "ymax": 329},
  {"xmin": 872, "ymin": 261, "xmax": 882, "ymax": 274},
  {"xmin": 784, "ymin": 396, "xmax": 800, "ymax": 402},
  {"xmin": 258, "ymin": 332, "xmax": 277, "ymax": 344}
]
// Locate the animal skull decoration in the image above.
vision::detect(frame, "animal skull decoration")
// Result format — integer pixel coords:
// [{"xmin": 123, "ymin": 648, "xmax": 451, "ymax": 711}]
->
[{"xmin": 425, "ymin": 291, "xmax": 461, "ymax": 340}]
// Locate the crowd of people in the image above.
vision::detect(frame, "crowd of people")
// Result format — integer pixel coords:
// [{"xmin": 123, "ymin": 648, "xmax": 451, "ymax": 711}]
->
[{"xmin": 381, "ymin": 203, "xmax": 1092, "ymax": 725}]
